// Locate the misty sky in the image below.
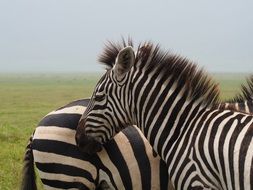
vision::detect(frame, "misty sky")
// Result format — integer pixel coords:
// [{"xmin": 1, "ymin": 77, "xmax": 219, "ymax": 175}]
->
[{"xmin": 0, "ymin": 0, "xmax": 252, "ymax": 73}]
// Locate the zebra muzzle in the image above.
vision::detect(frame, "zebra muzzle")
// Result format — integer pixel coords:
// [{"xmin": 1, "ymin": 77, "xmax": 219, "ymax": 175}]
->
[{"xmin": 76, "ymin": 132, "xmax": 103, "ymax": 155}]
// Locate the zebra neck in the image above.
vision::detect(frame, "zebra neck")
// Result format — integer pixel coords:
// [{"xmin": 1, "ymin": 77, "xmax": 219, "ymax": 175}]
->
[{"xmin": 132, "ymin": 81, "xmax": 206, "ymax": 162}]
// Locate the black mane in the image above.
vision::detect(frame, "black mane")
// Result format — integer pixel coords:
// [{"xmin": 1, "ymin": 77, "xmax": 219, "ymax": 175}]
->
[
  {"xmin": 98, "ymin": 38, "xmax": 134, "ymax": 69},
  {"xmin": 227, "ymin": 75, "xmax": 253, "ymax": 103},
  {"xmin": 99, "ymin": 39, "xmax": 221, "ymax": 107}
]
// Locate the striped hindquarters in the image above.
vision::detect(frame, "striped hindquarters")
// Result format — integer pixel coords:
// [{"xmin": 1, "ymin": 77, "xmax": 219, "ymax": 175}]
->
[{"xmin": 32, "ymin": 99, "xmax": 170, "ymax": 190}]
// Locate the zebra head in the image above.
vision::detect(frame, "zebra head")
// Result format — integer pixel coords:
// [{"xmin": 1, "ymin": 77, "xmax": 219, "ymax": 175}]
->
[{"xmin": 76, "ymin": 45, "xmax": 136, "ymax": 154}]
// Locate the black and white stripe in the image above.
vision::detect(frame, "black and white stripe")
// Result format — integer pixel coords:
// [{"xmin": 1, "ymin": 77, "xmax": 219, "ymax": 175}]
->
[
  {"xmin": 21, "ymin": 99, "xmax": 170, "ymax": 190},
  {"xmin": 76, "ymin": 40, "xmax": 253, "ymax": 190}
]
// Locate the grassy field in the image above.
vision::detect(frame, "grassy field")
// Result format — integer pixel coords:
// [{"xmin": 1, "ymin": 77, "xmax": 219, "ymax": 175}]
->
[
  {"xmin": 0, "ymin": 73, "xmax": 101, "ymax": 190},
  {"xmin": 0, "ymin": 72, "xmax": 249, "ymax": 189}
]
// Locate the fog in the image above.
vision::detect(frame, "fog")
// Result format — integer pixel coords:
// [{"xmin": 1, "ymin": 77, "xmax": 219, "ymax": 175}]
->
[{"xmin": 0, "ymin": 0, "xmax": 252, "ymax": 73}]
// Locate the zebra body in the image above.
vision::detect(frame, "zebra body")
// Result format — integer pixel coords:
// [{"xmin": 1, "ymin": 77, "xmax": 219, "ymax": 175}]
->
[
  {"xmin": 218, "ymin": 102, "xmax": 253, "ymax": 113},
  {"xmin": 76, "ymin": 40, "xmax": 253, "ymax": 190},
  {"xmin": 21, "ymin": 99, "xmax": 170, "ymax": 190},
  {"xmin": 21, "ymin": 91, "xmax": 253, "ymax": 190}
]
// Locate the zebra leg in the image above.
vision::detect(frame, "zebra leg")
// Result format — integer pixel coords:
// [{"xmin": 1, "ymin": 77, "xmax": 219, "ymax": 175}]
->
[{"xmin": 20, "ymin": 133, "xmax": 37, "ymax": 190}]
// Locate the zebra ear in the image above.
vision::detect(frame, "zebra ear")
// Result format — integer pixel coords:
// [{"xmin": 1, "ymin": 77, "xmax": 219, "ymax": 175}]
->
[{"xmin": 114, "ymin": 46, "xmax": 135, "ymax": 81}]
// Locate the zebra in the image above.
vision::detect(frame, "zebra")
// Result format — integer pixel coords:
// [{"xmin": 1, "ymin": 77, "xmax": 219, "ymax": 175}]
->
[
  {"xmin": 21, "ymin": 98, "xmax": 170, "ymax": 190},
  {"xmin": 21, "ymin": 81, "xmax": 253, "ymax": 190},
  {"xmin": 20, "ymin": 72, "xmax": 252, "ymax": 189},
  {"xmin": 20, "ymin": 84, "xmax": 253, "ymax": 190},
  {"xmin": 75, "ymin": 40, "xmax": 253, "ymax": 190}
]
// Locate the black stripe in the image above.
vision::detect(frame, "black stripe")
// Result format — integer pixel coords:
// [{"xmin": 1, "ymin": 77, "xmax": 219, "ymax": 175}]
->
[
  {"xmin": 159, "ymin": 159, "xmax": 169, "ymax": 190},
  {"xmin": 41, "ymin": 179, "xmax": 90, "ymax": 190},
  {"xmin": 208, "ymin": 111, "xmax": 232, "ymax": 181},
  {"xmin": 107, "ymin": 87, "xmax": 127, "ymax": 126},
  {"xmin": 32, "ymin": 139, "xmax": 96, "ymax": 161},
  {"xmin": 103, "ymin": 139, "xmax": 132, "ymax": 189},
  {"xmin": 196, "ymin": 110, "xmax": 227, "ymax": 186},
  {"xmin": 171, "ymin": 104, "xmax": 204, "ymax": 182},
  {"xmin": 122, "ymin": 126, "xmax": 151, "ymax": 190},
  {"xmin": 164, "ymin": 96, "xmax": 199, "ymax": 162},
  {"xmin": 238, "ymin": 116, "xmax": 253, "ymax": 189},
  {"xmin": 157, "ymin": 89, "xmax": 187, "ymax": 155},
  {"xmin": 144, "ymin": 75, "xmax": 176, "ymax": 139},
  {"xmin": 164, "ymin": 101, "xmax": 203, "ymax": 165},
  {"xmin": 247, "ymin": 101, "xmax": 253, "ymax": 113},
  {"xmin": 180, "ymin": 164, "xmax": 195, "ymax": 189},
  {"xmin": 56, "ymin": 98, "xmax": 90, "ymax": 110},
  {"xmin": 219, "ymin": 113, "xmax": 241, "ymax": 189},
  {"xmin": 38, "ymin": 113, "xmax": 81, "ymax": 130},
  {"xmin": 134, "ymin": 70, "xmax": 149, "ymax": 127},
  {"xmin": 238, "ymin": 102, "xmax": 246, "ymax": 113},
  {"xmin": 36, "ymin": 162, "xmax": 94, "ymax": 183}
]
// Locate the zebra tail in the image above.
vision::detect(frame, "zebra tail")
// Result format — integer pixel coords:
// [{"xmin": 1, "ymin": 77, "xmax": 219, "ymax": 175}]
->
[{"xmin": 20, "ymin": 134, "xmax": 37, "ymax": 190}]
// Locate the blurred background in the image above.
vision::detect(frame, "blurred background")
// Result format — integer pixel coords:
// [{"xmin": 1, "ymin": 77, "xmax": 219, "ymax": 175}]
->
[
  {"xmin": 0, "ymin": 0, "xmax": 252, "ymax": 73},
  {"xmin": 0, "ymin": 0, "xmax": 252, "ymax": 189}
]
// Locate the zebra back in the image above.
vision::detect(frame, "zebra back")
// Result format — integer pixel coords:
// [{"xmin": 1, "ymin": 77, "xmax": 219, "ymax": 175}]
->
[{"xmin": 32, "ymin": 98, "xmax": 170, "ymax": 190}]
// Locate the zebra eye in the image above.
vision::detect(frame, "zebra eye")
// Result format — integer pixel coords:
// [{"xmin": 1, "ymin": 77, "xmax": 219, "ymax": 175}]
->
[{"xmin": 94, "ymin": 94, "xmax": 106, "ymax": 101}]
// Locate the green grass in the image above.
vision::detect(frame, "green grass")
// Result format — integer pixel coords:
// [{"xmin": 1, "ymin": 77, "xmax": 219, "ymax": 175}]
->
[
  {"xmin": 0, "ymin": 72, "xmax": 249, "ymax": 189},
  {"xmin": 211, "ymin": 73, "xmax": 248, "ymax": 100},
  {"xmin": 0, "ymin": 73, "xmax": 101, "ymax": 190}
]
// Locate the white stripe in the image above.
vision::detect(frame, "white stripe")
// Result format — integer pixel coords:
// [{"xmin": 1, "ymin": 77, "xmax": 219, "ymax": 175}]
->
[
  {"xmin": 213, "ymin": 112, "xmax": 236, "ymax": 190},
  {"xmin": 241, "ymin": 113, "xmax": 248, "ymax": 122},
  {"xmin": 233, "ymin": 119, "xmax": 253, "ymax": 189},
  {"xmin": 169, "ymin": 104, "xmax": 208, "ymax": 184},
  {"xmin": 33, "ymin": 126, "xmax": 76, "ymax": 145},
  {"xmin": 140, "ymin": 76, "xmax": 161, "ymax": 130},
  {"xmin": 161, "ymin": 98, "xmax": 188, "ymax": 160},
  {"xmin": 38, "ymin": 170, "xmax": 95, "ymax": 189},
  {"xmin": 133, "ymin": 126, "xmax": 162, "ymax": 189},
  {"xmin": 117, "ymin": 131, "xmax": 142, "ymax": 189},
  {"xmin": 223, "ymin": 117, "xmax": 239, "ymax": 190},
  {"xmin": 245, "ymin": 101, "xmax": 250, "ymax": 114},
  {"xmin": 156, "ymin": 87, "xmax": 186, "ymax": 160},
  {"xmin": 131, "ymin": 66, "xmax": 146, "ymax": 128},
  {"xmin": 177, "ymin": 161, "xmax": 193, "ymax": 190},
  {"xmin": 244, "ymin": 135, "xmax": 253, "ymax": 190},
  {"xmin": 33, "ymin": 150, "xmax": 97, "ymax": 180},
  {"xmin": 146, "ymin": 80, "xmax": 177, "ymax": 142},
  {"xmin": 193, "ymin": 110, "xmax": 223, "ymax": 189},
  {"xmin": 153, "ymin": 86, "xmax": 184, "ymax": 156},
  {"xmin": 43, "ymin": 184, "xmax": 80, "ymax": 190},
  {"xmin": 183, "ymin": 171, "xmax": 197, "ymax": 189},
  {"xmin": 97, "ymin": 145, "xmax": 125, "ymax": 189},
  {"xmin": 235, "ymin": 103, "xmax": 239, "ymax": 112},
  {"xmin": 46, "ymin": 106, "xmax": 86, "ymax": 116},
  {"xmin": 98, "ymin": 170, "xmax": 116, "ymax": 190},
  {"xmin": 136, "ymin": 69, "xmax": 158, "ymax": 129},
  {"xmin": 202, "ymin": 110, "xmax": 231, "ymax": 188},
  {"xmin": 166, "ymin": 102, "xmax": 202, "ymax": 171}
]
